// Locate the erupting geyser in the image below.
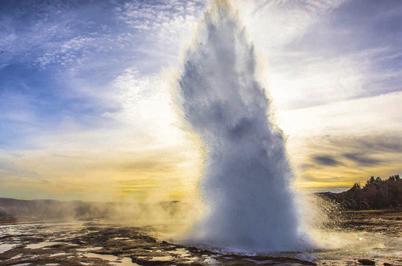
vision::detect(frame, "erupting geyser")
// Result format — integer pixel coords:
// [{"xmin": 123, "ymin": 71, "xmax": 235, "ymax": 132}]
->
[{"xmin": 178, "ymin": 0, "xmax": 309, "ymax": 252}]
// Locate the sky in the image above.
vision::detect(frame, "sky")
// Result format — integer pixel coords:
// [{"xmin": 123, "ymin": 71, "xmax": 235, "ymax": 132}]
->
[{"xmin": 0, "ymin": 0, "xmax": 401, "ymax": 201}]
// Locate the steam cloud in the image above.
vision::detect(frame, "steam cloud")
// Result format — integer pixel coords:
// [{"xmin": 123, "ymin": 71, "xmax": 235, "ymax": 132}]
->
[{"xmin": 178, "ymin": 1, "xmax": 309, "ymax": 252}]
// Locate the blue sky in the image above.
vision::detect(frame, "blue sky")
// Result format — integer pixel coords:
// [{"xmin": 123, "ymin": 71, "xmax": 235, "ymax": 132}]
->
[
  {"xmin": 0, "ymin": 0, "xmax": 204, "ymax": 149},
  {"xmin": 0, "ymin": 0, "xmax": 401, "ymax": 200}
]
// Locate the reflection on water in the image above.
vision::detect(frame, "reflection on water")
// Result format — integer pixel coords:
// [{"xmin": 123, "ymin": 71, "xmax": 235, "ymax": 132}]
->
[
  {"xmin": 77, "ymin": 246, "xmax": 103, "ymax": 252},
  {"xmin": 0, "ymin": 243, "xmax": 16, "ymax": 253},
  {"xmin": 84, "ymin": 252, "xmax": 138, "ymax": 265},
  {"xmin": 26, "ymin": 241, "xmax": 64, "ymax": 249}
]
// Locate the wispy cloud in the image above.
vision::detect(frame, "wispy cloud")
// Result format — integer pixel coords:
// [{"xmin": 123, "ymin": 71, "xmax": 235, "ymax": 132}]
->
[
  {"xmin": 0, "ymin": 0, "xmax": 206, "ymax": 150},
  {"xmin": 342, "ymin": 152, "xmax": 384, "ymax": 167},
  {"xmin": 312, "ymin": 155, "xmax": 342, "ymax": 167},
  {"xmin": 235, "ymin": 0, "xmax": 402, "ymax": 112},
  {"xmin": 1, "ymin": 0, "xmax": 402, "ymax": 197},
  {"xmin": 294, "ymin": 133, "xmax": 402, "ymax": 189}
]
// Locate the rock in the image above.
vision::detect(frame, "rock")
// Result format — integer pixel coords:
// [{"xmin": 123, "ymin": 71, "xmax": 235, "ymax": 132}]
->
[{"xmin": 358, "ymin": 258, "xmax": 375, "ymax": 265}]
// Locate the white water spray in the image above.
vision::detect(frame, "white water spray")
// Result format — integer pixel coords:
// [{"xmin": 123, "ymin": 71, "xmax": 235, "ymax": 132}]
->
[{"xmin": 179, "ymin": 1, "xmax": 309, "ymax": 252}]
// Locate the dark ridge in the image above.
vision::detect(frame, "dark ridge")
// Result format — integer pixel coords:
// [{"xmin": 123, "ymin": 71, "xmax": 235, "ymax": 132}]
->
[{"xmin": 318, "ymin": 174, "xmax": 402, "ymax": 210}]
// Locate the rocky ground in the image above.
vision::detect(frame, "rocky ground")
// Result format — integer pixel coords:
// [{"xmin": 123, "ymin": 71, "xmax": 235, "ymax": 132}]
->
[
  {"xmin": 0, "ymin": 210, "xmax": 401, "ymax": 266},
  {"xmin": 0, "ymin": 222, "xmax": 316, "ymax": 266},
  {"xmin": 314, "ymin": 210, "xmax": 402, "ymax": 266}
]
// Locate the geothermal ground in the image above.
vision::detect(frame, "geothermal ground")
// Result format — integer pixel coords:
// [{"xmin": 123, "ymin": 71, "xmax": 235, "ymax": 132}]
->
[{"xmin": 0, "ymin": 210, "xmax": 401, "ymax": 266}]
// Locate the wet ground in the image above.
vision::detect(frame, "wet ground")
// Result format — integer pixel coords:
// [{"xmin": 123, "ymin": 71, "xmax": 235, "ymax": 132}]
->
[{"xmin": 0, "ymin": 210, "xmax": 401, "ymax": 265}]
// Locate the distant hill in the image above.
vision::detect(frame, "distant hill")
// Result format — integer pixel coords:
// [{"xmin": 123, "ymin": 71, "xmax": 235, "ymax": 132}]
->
[
  {"xmin": 318, "ymin": 174, "xmax": 402, "ymax": 210},
  {"xmin": 0, "ymin": 197, "xmax": 186, "ymax": 224},
  {"xmin": 0, "ymin": 198, "xmax": 113, "ymax": 223}
]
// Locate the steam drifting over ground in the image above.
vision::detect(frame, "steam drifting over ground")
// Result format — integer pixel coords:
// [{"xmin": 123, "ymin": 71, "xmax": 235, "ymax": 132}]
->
[{"xmin": 178, "ymin": 0, "xmax": 310, "ymax": 253}]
